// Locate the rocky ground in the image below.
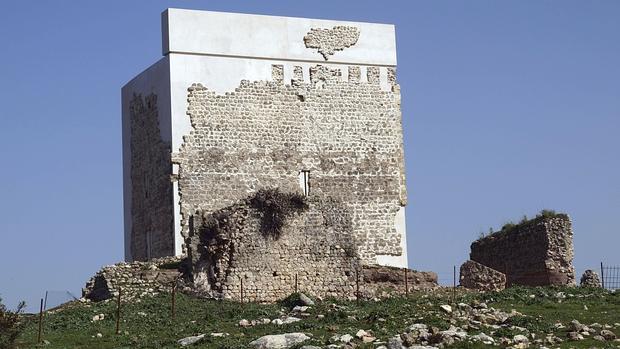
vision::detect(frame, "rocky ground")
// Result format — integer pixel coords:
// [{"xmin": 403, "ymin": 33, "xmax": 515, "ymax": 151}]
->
[{"xmin": 17, "ymin": 286, "xmax": 619, "ymax": 349}]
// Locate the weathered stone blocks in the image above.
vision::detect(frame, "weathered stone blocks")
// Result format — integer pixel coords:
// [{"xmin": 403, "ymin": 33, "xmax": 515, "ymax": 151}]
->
[
  {"xmin": 459, "ymin": 260, "xmax": 506, "ymax": 292},
  {"xmin": 580, "ymin": 270, "xmax": 601, "ymax": 288},
  {"xmin": 304, "ymin": 26, "xmax": 360, "ymax": 60},
  {"xmin": 173, "ymin": 64, "xmax": 407, "ymax": 266},
  {"xmin": 469, "ymin": 213, "xmax": 575, "ymax": 287}
]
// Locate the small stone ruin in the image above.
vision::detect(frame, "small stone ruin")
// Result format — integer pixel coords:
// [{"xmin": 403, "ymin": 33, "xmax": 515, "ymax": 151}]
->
[
  {"xmin": 459, "ymin": 260, "xmax": 506, "ymax": 292},
  {"xmin": 460, "ymin": 212, "xmax": 575, "ymax": 291},
  {"xmin": 580, "ymin": 269, "xmax": 602, "ymax": 288},
  {"xmin": 82, "ymin": 256, "xmax": 181, "ymax": 301}
]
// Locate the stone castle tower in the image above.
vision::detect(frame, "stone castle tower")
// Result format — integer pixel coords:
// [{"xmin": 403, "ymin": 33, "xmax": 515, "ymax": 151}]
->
[{"xmin": 122, "ymin": 9, "xmax": 408, "ymax": 268}]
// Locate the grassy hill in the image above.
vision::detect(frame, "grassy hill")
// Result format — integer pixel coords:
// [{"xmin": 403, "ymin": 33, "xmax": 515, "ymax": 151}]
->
[{"xmin": 15, "ymin": 286, "xmax": 620, "ymax": 349}]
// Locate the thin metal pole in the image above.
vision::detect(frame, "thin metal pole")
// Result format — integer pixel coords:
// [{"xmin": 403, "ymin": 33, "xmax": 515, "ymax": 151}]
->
[
  {"xmin": 43, "ymin": 291, "xmax": 48, "ymax": 311},
  {"xmin": 355, "ymin": 269, "xmax": 360, "ymax": 303},
  {"xmin": 404, "ymin": 268, "xmax": 409, "ymax": 296},
  {"xmin": 295, "ymin": 273, "xmax": 298, "ymax": 294},
  {"xmin": 37, "ymin": 298, "xmax": 44, "ymax": 343},
  {"xmin": 171, "ymin": 284, "xmax": 177, "ymax": 320},
  {"xmin": 453, "ymin": 265, "xmax": 457, "ymax": 304},
  {"xmin": 115, "ymin": 287, "xmax": 122, "ymax": 335},
  {"xmin": 240, "ymin": 277, "xmax": 244, "ymax": 304},
  {"xmin": 600, "ymin": 262, "xmax": 605, "ymax": 289}
]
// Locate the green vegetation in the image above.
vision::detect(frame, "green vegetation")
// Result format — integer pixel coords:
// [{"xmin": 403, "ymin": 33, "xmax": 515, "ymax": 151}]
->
[
  {"xmin": 1, "ymin": 296, "xmax": 26, "ymax": 349},
  {"xmin": 477, "ymin": 209, "xmax": 568, "ymax": 241},
  {"xmin": 249, "ymin": 188, "xmax": 309, "ymax": 239},
  {"xmin": 15, "ymin": 286, "xmax": 619, "ymax": 349}
]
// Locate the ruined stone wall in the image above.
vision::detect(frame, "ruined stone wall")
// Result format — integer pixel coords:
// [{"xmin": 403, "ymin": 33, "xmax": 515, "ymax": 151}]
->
[
  {"xmin": 129, "ymin": 94, "xmax": 175, "ymax": 261},
  {"xmin": 470, "ymin": 214, "xmax": 575, "ymax": 286},
  {"xmin": 186, "ymin": 191, "xmax": 434, "ymax": 302},
  {"xmin": 83, "ymin": 256, "xmax": 181, "ymax": 302},
  {"xmin": 172, "ymin": 64, "xmax": 406, "ymax": 265},
  {"xmin": 187, "ymin": 192, "xmax": 360, "ymax": 302}
]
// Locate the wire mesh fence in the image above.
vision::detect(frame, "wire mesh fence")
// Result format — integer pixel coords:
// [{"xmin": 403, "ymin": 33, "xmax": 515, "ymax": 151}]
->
[
  {"xmin": 43, "ymin": 290, "xmax": 79, "ymax": 311},
  {"xmin": 600, "ymin": 263, "xmax": 620, "ymax": 290}
]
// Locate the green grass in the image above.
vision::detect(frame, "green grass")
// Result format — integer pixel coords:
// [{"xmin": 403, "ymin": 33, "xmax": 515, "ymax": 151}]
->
[{"xmin": 16, "ymin": 287, "xmax": 620, "ymax": 349}]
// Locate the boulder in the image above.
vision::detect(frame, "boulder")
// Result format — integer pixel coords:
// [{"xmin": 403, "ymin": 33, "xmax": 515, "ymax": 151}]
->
[
  {"xmin": 249, "ymin": 333, "xmax": 310, "ymax": 349},
  {"xmin": 178, "ymin": 334, "xmax": 205, "ymax": 346}
]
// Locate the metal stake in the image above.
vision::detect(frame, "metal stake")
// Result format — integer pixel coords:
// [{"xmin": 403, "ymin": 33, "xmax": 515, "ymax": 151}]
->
[
  {"xmin": 355, "ymin": 268, "xmax": 360, "ymax": 303},
  {"xmin": 600, "ymin": 262, "xmax": 605, "ymax": 289},
  {"xmin": 171, "ymin": 284, "xmax": 177, "ymax": 320},
  {"xmin": 115, "ymin": 287, "xmax": 122, "ymax": 335},
  {"xmin": 240, "ymin": 277, "xmax": 244, "ymax": 304},
  {"xmin": 37, "ymin": 298, "xmax": 44, "ymax": 343}
]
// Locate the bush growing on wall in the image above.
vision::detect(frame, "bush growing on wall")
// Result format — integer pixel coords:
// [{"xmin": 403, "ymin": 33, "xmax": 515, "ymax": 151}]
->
[
  {"xmin": 249, "ymin": 188, "xmax": 309, "ymax": 239},
  {"xmin": 0, "ymin": 296, "xmax": 26, "ymax": 349}
]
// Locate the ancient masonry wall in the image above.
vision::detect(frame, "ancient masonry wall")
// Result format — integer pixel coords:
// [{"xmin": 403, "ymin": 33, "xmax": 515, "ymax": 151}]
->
[
  {"xmin": 469, "ymin": 214, "xmax": 575, "ymax": 286},
  {"xmin": 188, "ymin": 194, "xmax": 360, "ymax": 302},
  {"xmin": 172, "ymin": 63, "xmax": 406, "ymax": 265},
  {"xmin": 129, "ymin": 94, "xmax": 175, "ymax": 260},
  {"xmin": 186, "ymin": 191, "xmax": 435, "ymax": 302}
]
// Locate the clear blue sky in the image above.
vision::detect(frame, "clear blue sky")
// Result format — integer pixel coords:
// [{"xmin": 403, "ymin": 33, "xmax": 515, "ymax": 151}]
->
[{"xmin": 1, "ymin": 1, "xmax": 618, "ymax": 311}]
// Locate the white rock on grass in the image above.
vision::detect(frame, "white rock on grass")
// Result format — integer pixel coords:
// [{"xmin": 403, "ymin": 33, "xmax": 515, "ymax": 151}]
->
[
  {"xmin": 439, "ymin": 305, "xmax": 452, "ymax": 313},
  {"xmin": 282, "ymin": 316, "xmax": 302, "ymax": 324},
  {"xmin": 249, "ymin": 333, "xmax": 310, "ymax": 349},
  {"xmin": 356, "ymin": 329, "xmax": 370, "ymax": 338},
  {"xmin": 178, "ymin": 334, "xmax": 205, "ymax": 346},
  {"xmin": 513, "ymin": 334, "xmax": 529, "ymax": 344},
  {"xmin": 339, "ymin": 334, "xmax": 354, "ymax": 343},
  {"xmin": 299, "ymin": 293, "xmax": 315, "ymax": 306}
]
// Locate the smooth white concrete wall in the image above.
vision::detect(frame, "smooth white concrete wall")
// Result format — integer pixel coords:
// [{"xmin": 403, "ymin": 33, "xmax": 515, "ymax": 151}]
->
[
  {"xmin": 121, "ymin": 57, "xmax": 171, "ymax": 261},
  {"xmin": 162, "ymin": 9, "xmax": 397, "ymax": 66},
  {"xmin": 376, "ymin": 206, "xmax": 409, "ymax": 268}
]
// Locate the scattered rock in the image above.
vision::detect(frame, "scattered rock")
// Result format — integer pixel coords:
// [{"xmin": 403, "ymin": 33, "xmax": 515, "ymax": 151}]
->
[
  {"xmin": 178, "ymin": 334, "xmax": 205, "ymax": 346},
  {"xmin": 298, "ymin": 293, "xmax": 315, "ymax": 306},
  {"xmin": 513, "ymin": 334, "xmax": 529, "ymax": 344},
  {"xmin": 249, "ymin": 333, "xmax": 310, "ymax": 349},
  {"xmin": 439, "ymin": 305, "xmax": 452, "ymax": 313},
  {"xmin": 567, "ymin": 331, "xmax": 584, "ymax": 341},
  {"xmin": 339, "ymin": 334, "xmax": 354, "ymax": 343},
  {"xmin": 600, "ymin": 329, "xmax": 617, "ymax": 340},
  {"xmin": 239, "ymin": 319, "xmax": 251, "ymax": 327},
  {"xmin": 282, "ymin": 316, "xmax": 302, "ymax": 324}
]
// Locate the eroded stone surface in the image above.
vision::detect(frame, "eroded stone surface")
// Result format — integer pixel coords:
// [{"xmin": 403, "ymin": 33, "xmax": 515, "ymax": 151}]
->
[
  {"xmin": 580, "ymin": 269, "xmax": 601, "ymax": 288},
  {"xmin": 82, "ymin": 256, "xmax": 181, "ymax": 301},
  {"xmin": 304, "ymin": 26, "xmax": 360, "ymax": 60},
  {"xmin": 173, "ymin": 64, "xmax": 407, "ymax": 265},
  {"xmin": 470, "ymin": 214, "xmax": 575, "ymax": 286},
  {"xmin": 459, "ymin": 260, "xmax": 506, "ymax": 292}
]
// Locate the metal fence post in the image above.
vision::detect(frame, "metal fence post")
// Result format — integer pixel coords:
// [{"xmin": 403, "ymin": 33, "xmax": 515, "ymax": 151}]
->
[
  {"xmin": 37, "ymin": 298, "xmax": 44, "ymax": 343},
  {"xmin": 115, "ymin": 287, "xmax": 122, "ymax": 335},
  {"xmin": 240, "ymin": 277, "xmax": 244, "ymax": 304},
  {"xmin": 356, "ymin": 268, "xmax": 360, "ymax": 303},
  {"xmin": 452, "ymin": 265, "xmax": 457, "ymax": 305},
  {"xmin": 600, "ymin": 262, "xmax": 605, "ymax": 289},
  {"xmin": 171, "ymin": 284, "xmax": 177, "ymax": 320}
]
